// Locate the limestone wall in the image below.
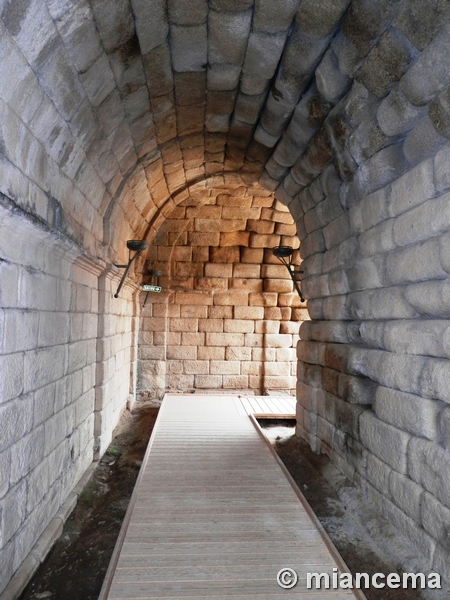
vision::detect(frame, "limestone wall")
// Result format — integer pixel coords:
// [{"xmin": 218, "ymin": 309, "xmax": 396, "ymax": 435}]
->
[
  {"xmin": 261, "ymin": 7, "xmax": 450, "ymax": 581},
  {"xmin": 138, "ymin": 187, "xmax": 307, "ymax": 397},
  {"xmin": 0, "ymin": 203, "xmax": 137, "ymax": 595}
]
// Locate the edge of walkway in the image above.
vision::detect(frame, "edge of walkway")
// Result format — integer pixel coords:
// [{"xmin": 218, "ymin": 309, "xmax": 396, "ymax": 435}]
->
[
  {"xmin": 97, "ymin": 399, "xmax": 167, "ymax": 600},
  {"xmin": 249, "ymin": 414, "xmax": 368, "ymax": 600}
]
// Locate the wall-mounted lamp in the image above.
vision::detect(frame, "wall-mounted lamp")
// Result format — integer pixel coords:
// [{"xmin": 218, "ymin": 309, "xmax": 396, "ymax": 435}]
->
[
  {"xmin": 272, "ymin": 246, "xmax": 304, "ymax": 302},
  {"xmin": 114, "ymin": 240, "xmax": 148, "ymax": 298},
  {"xmin": 142, "ymin": 269, "xmax": 163, "ymax": 307}
]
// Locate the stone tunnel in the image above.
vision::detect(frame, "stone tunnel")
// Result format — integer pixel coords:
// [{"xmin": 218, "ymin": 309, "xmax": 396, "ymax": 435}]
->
[{"xmin": 1, "ymin": 0, "xmax": 450, "ymax": 595}]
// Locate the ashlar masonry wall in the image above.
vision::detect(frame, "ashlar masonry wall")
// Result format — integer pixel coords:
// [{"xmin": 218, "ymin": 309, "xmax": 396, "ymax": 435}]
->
[
  {"xmin": 265, "ymin": 9, "xmax": 450, "ymax": 583},
  {"xmin": 138, "ymin": 187, "xmax": 308, "ymax": 397},
  {"xmin": 0, "ymin": 203, "xmax": 138, "ymax": 595}
]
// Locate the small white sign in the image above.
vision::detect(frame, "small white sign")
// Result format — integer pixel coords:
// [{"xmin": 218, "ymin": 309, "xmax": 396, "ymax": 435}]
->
[{"xmin": 142, "ymin": 284, "xmax": 162, "ymax": 293}]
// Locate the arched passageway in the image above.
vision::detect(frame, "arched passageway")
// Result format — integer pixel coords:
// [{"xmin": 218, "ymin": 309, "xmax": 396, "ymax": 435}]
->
[{"xmin": 1, "ymin": 0, "xmax": 450, "ymax": 595}]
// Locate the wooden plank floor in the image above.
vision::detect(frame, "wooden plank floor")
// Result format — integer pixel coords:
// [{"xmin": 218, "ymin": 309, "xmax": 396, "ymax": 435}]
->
[{"xmin": 100, "ymin": 394, "xmax": 365, "ymax": 599}]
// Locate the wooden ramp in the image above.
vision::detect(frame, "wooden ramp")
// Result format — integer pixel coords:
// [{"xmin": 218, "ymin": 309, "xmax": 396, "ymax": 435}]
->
[{"xmin": 100, "ymin": 394, "xmax": 365, "ymax": 599}]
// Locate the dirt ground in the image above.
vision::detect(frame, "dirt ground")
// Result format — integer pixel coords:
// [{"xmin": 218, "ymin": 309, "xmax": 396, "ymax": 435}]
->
[{"xmin": 19, "ymin": 404, "xmax": 444, "ymax": 600}]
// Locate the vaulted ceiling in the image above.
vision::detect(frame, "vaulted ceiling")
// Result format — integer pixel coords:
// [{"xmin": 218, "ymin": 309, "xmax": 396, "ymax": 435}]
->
[{"xmin": 1, "ymin": 0, "xmax": 447, "ymax": 264}]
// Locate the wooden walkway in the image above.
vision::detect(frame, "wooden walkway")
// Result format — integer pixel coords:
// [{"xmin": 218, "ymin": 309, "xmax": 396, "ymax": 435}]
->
[{"xmin": 99, "ymin": 394, "xmax": 365, "ymax": 599}]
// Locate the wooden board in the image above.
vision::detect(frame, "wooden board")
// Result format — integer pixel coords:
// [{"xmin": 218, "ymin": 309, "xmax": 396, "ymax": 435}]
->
[{"xmin": 99, "ymin": 395, "xmax": 366, "ymax": 599}]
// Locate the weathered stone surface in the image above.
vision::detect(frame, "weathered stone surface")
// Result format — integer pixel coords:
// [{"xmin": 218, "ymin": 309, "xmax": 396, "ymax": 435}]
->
[
  {"xmin": 131, "ymin": 0, "xmax": 169, "ymax": 53},
  {"xmin": 91, "ymin": 0, "xmax": 135, "ymax": 53},
  {"xmin": 242, "ymin": 31, "xmax": 287, "ymax": 80},
  {"xmin": 421, "ymin": 492, "xmax": 450, "ymax": 548},
  {"xmin": 387, "ymin": 239, "xmax": 446, "ymax": 286},
  {"xmin": 400, "ymin": 24, "xmax": 450, "ymax": 106},
  {"xmin": 394, "ymin": 0, "xmax": 450, "ymax": 51},
  {"xmin": 331, "ymin": 30, "xmax": 363, "ymax": 78},
  {"xmin": 143, "ymin": 42, "xmax": 174, "ymax": 97},
  {"xmin": 342, "ymin": 0, "xmax": 402, "ymax": 56},
  {"xmin": 377, "ymin": 86, "xmax": 426, "ymax": 137},
  {"xmin": 207, "ymin": 64, "xmax": 241, "ymax": 91},
  {"xmin": 209, "ymin": 0, "xmax": 254, "ymax": 9},
  {"xmin": 253, "ymin": 0, "xmax": 300, "ymax": 34},
  {"xmin": 315, "ymin": 48, "xmax": 351, "ymax": 104},
  {"xmin": 408, "ymin": 437, "xmax": 450, "ymax": 509},
  {"xmin": 387, "ymin": 157, "xmax": 435, "ymax": 218},
  {"xmin": 171, "ymin": 25, "xmax": 207, "ymax": 72},
  {"xmin": 208, "ymin": 10, "xmax": 252, "ymax": 66},
  {"xmin": 355, "ymin": 28, "xmax": 417, "ymax": 99},
  {"xmin": 296, "ymin": 0, "xmax": 351, "ymax": 39},
  {"xmin": 274, "ymin": 25, "xmax": 330, "ymax": 110},
  {"xmin": 374, "ymin": 386, "xmax": 443, "ymax": 440},
  {"xmin": 403, "ymin": 115, "xmax": 447, "ymax": 167},
  {"xmin": 51, "ymin": 2, "xmax": 103, "ymax": 74},
  {"xmin": 80, "ymin": 54, "xmax": 116, "ymax": 108},
  {"xmin": 354, "ymin": 143, "xmax": 407, "ymax": 198},
  {"xmin": 429, "ymin": 88, "xmax": 450, "ymax": 139},
  {"xmin": 168, "ymin": 0, "xmax": 208, "ymax": 25},
  {"xmin": 389, "ymin": 470, "xmax": 424, "ymax": 523},
  {"xmin": 360, "ymin": 410, "xmax": 410, "ymax": 473}
]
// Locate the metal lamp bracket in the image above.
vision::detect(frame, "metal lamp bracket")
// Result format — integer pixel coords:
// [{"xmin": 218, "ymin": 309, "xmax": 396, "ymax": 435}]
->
[
  {"xmin": 272, "ymin": 246, "xmax": 305, "ymax": 302},
  {"xmin": 113, "ymin": 240, "xmax": 148, "ymax": 298}
]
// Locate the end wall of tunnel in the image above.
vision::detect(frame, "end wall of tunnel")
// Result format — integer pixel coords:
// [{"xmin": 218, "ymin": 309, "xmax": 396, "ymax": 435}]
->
[{"xmin": 1, "ymin": 0, "xmax": 450, "ymax": 595}]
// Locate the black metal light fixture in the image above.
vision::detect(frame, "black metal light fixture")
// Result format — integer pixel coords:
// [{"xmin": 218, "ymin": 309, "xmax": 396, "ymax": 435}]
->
[
  {"xmin": 114, "ymin": 240, "xmax": 148, "ymax": 298},
  {"xmin": 142, "ymin": 269, "xmax": 163, "ymax": 307},
  {"xmin": 272, "ymin": 246, "xmax": 305, "ymax": 302}
]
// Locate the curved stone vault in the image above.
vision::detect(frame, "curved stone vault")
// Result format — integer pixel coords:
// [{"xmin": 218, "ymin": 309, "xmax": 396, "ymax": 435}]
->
[{"xmin": 2, "ymin": 0, "xmax": 450, "ymax": 597}]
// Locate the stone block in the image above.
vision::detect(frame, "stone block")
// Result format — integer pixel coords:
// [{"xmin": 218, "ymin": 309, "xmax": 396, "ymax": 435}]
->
[
  {"xmin": 420, "ymin": 357, "xmax": 450, "ymax": 404},
  {"xmin": 234, "ymin": 305, "xmax": 264, "ymax": 320},
  {"xmin": 342, "ymin": 0, "xmax": 401, "ymax": 56},
  {"xmin": 226, "ymin": 346, "xmax": 252, "ymax": 361},
  {"xmin": 421, "ymin": 492, "xmax": 450, "ymax": 549},
  {"xmin": 0, "ymin": 352, "xmax": 24, "ymax": 403},
  {"xmin": 365, "ymin": 452, "xmax": 391, "ymax": 495},
  {"xmin": 253, "ymin": 0, "xmax": 300, "ymax": 34},
  {"xmin": 354, "ymin": 143, "xmax": 407, "ymax": 198},
  {"xmin": 79, "ymin": 53, "xmax": 115, "ymax": 108},
  {"xmin": 297, "ymin": 0, "xmax": 350, "ymax": 38},
  {"xmin": 387, "ymin": 239, "xmax": 446, "ymax": 286},
  {"xmin": 168, "ymin": 0, "xmax": 207, "ymax": 25},
  {"xmin": 337, "ymin": 373, "xmax": 375, "ymax": 405},
  {"xmin": 206, "ymin": 332, "xmax": 245, "ymax": 347},
  {"xmin": 1, "ymin": 479, "xmax": 27, "ymax": 545},
  {"xmin": 400, "ymin": 23, "xmax": 450, "ymax": 106},
  {"xmin": 374, "ymin": 386, "xmax": 443, "ymax": 441},
  {"xmin": 408, "ymin": 437, "xmax": 450, "ymax": 509},
  {"xmin": 210, "ymin": 360, "xmax": 240, "ymax": 375},
  {"xmin": 389, "ymin": 470, "xmax": 424, "ymax": 523},
  {"xmin": 360, "ymin": 410, "xmax": 411, "ymax": 473},
  {"xmin": 434, "ymin": 141, "xmax": 450, "ymax": 194},
  {"xmin": 404, "ymin": 115, "xmax": 447, "ymax": 167},
  {"xmin": 429, "ymin": 88, "xmax": 450, "ymax": 140},
  {"xmin": 131, "ymin": 0, "xmax": 169, "ymax": 53},
  {"xmin": 384, "ymin": 319, "xmax": 448, "ymax": 358},
  {"xmin": 183, "ymin": 360, "xmax": 209, "ymax": 375},
  {"xmin": 355, "ymin": 28, "xmax": 417, "ymax": 99},
  {"xmin": 207, "ymin": 64, "xmax": 241, "ymax": 91},
  {"xmin": 194, "ymin": 375, "xmax": 223, "ymax": 388},
  {"xmin": 440, "ymin": 406, "xmax": 450, "ymax": 451},
  {"xmin": 393, "ymin": 0, "xmax": 450, "ymax": 51},
  {"xmin": 224, "ymin": 319, "xmax": 254, "ymax": 333},
  {"xmin": 264, "ymin": 333, "xmax": 293, "ymax": 348},
  {"xmin": 209, "ymin": 0, "xmax": 254, "ymax": 9},
  {"xmin": 10, "ymin": 427, "xmax": 45, "ymax": 487},
  {"xmin": 204, "ymin": 263, "xmax": 233, "ymax": 278},
  {"xmin": 316, "ymin": 48, "xmax": 351, "ymax": 104},
  {"xmin": 331, "ymin": 31, "xmax": 363, "ymax": 78},
  {"xmin": 393, "ymin": 191, "xmax": 450, "ymax": 248},
  {"xmin": 387, "ymin": 157, "xmax": 435, "ymax": 218},
  {"xmin": 242, "ymin": 31, "xmax": 287, "ymax": 80},
  {"xmin": 171, "ymin": 24, "xmax": 207, "ymax": 72},
  {"xmin": 208, "ymin": 10, "xmax": 252, "ymax": 66},
  {"xmin": 377, "ymin": 86, "xmax": 426, "ymax": 137},
  {"xmin": 223, "ymin": 375, "xmax": 249, "ymax": 388}
]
